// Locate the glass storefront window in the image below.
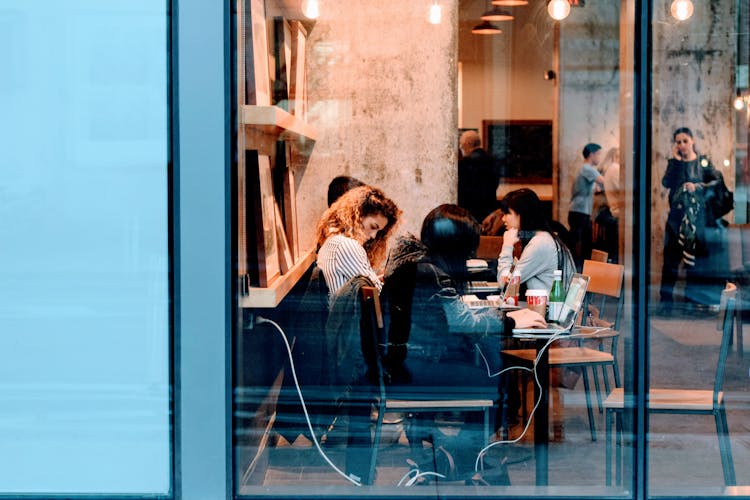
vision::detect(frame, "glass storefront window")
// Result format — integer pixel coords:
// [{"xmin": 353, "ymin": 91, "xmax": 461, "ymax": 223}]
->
[
  {"xmin": 232, "ymin": 0, "xmax": 749, "ymax": 498},
  {"xmin": 0, "ymin": 1, "xmax": 171, "ymax": 495}
]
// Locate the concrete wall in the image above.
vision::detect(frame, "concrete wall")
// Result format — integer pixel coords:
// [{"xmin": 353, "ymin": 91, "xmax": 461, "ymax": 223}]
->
[
  {"xmin": 651, "ymin": 0, "xmax": 736, "ymax": 284},
  {"xmin": 558, "ymin": 3, "xmax": 621, "ymax": 221},
  {"xmin": 297, "ymin": 0, "xmax": 458, "ymax": 247}
]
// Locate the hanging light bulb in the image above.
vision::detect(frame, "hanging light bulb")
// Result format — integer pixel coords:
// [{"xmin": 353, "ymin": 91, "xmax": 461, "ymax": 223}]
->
[
  {"xmin": 734, "ymin": 96, "xmax": 745, "ymax": 111},
  {"xmin": 670, "ymin": 0, "xmax": 694, "ymax": 21},
  {"xmin": 302, "ymin": 0, "xmax": 319, "ymax": 19},
  {"xmin": 547, "ymin": 0, "xmax": 571, "ymax": 21},
  {"xmin": 429, "ymin": 0, "xmax": 442, "ymax": 24},
  {"xmin": 492, "ymin": 0, "xmax": 529, "ymax": 5}
]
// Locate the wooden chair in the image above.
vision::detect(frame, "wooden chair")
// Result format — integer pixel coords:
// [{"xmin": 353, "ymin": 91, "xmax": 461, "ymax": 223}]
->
[
  {"xmin": 361, "ymin": 287, "xmax": 495, "ymax": 484},
  {"xmin": 501, "ymin": 260, "xmax": 624, "ymax": 441},
  {"xmin": 591, "ymin": 249, "xmax": 609, "ymax": 262},
  {"xmin": 476, "ymin": 235, "xmax": 504, "ymax": 260},
  {"xmin": 603, "ymin": 284, "xmax": 737, "ymax": 486}
]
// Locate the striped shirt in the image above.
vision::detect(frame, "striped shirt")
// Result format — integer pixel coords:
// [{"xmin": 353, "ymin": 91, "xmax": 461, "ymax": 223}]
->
[{"xmin": 317, "ymin": 234, "xmax": 382, "ymax": 297}]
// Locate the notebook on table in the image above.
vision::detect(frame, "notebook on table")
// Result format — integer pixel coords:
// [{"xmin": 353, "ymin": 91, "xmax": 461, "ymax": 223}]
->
[{"xmin": 512, "ymin": 273, "xmax": 590, "ymax": 334}]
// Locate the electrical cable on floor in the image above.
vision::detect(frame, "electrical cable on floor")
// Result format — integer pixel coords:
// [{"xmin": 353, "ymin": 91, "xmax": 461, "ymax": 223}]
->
[
  {"xmin": 473, "ymin": 326, "xmax": 612, "ymax": 471},
  {"xmin": 255, "ymin": 316, "xmax": 363, "ymax": 486}
]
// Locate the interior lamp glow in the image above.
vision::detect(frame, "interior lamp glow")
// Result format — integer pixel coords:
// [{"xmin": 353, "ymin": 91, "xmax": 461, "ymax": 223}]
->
[
  {"xmin": 734, "ymin": 96, "xmax": 745, "ymax": 110},
  {"xmin": 670, "ymin": 0, "xmax": 694, "ymax": 21},
  {"xmin": 481, "ymin": 6, "xmax": 514, "ymax": 21},
  {"xmin": 471, "ymin": 21, "xmax": 502, "ymax": 35},
  {"xmin": 547, "ymin": 0, "xmax": 571, "ymax": 21},
  {"xmin": 429, "ymin": 1, "xmax": 442, "ymax": 24},
  {"xmin": 302, "ymin": 0, "xmax": 319, "ymax": 19}
]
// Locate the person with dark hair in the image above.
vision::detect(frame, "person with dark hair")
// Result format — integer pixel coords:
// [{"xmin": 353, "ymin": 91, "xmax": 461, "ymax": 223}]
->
[
  {"xmin": 383, "ymin": 204, "xmax": 546, "ymax": 382},
  {"xmin": 659, "ymin": 127, "xmax": 727, "ymax": 314},
  {"xmin": 497, "ymin": 189, "xmax": 576, "ymax": 293},
  {"xmin": 327, "ymin": 175, "xmax": 365, "ymax": 207},
  {"xmin": 568, "ymin": 142, "xmax": 604, "ymax": 270},
  {"xmin": 381, "ymin": 205, "xmax": 545, "ymax": 474},
  {"xmin": 458, "ymin": 130, "xmax": 500, "ymax": 223},
  {"xmin": 316, "ymin": 185, "xmax": 401, "ymax": 297}
]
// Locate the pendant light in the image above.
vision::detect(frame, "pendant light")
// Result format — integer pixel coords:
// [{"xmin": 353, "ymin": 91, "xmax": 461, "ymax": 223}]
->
[
  {"xmin": 670, "ymin": 0, "xmax": 694, "ymax": 21},
  {"xmin": 492, "ymin": 0, "xmax": 529, "ymax": 5},
  {"xmin": 481, "ymin": 6, "xmax": 514, "ymax": 21},
  {"xmin": 302, "ymin": 0, "xmax": 319, "ymax": 19},
  {"xmin": 547, "ymin": 0, "xmax": 571, "ymax": 20},
  {"xmin": 471, "ymin": 21, "xmax": 502, "ymax": 35}
]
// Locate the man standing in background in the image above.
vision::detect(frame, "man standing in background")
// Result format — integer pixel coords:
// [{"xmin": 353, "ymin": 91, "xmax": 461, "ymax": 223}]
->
[
  {"xmin": 568, "ymin": 143, "xmax": 604, "ymax": 270},
  {"xmin": 458, "ymin": 130, "xmax": 499, "ymax": 224}
]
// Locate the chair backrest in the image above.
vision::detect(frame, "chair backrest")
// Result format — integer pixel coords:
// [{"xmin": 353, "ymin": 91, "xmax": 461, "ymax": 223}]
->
[
  {"xmin": 591, "ymin": 249, "xmax": 609, "ymax": 262},
  {"xmin": 476, "ymin": 235, "xmax": 504, "ymax": 260},
  {"xmin": 361, "ymin": 286, "xmax": 387, "ymax": 388},
  {"xmin": 717, "ymin": 282, "xmax": 737, "ymax": 331},
  {"xmin": 714, "ymin": 284, "xmax": 737, "ymax": 405},
  {"xmin": 581, "ymin": 259, "xmax": 625, "ymax": 330}
]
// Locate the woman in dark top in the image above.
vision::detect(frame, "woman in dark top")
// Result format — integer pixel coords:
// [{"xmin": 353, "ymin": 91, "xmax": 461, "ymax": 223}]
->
[
  {"xmin": 659, "ymin": 127, "xmax": 727, "ymax": 313},
  {"xmin": 382, "ymin": 204, "xmax": 544, "ymax": 386}
]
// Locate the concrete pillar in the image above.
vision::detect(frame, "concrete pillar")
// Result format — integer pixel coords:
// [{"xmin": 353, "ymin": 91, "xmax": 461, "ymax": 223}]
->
[{"xmin": 298, "ymin": 0, "xmax": 459, "ymax": 245}]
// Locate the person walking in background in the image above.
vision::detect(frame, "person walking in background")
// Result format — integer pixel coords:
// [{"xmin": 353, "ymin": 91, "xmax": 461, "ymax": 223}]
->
[
  {"xmin": 458, "ymin": 130, "xmax": 499, "ymax": 224},
  {"xmin": 658, "ymin": 127, "xmax": 728, "ymax": 315},
  {"xmin": 568, "ymin": 143, "xmax": 604, "ymax": 270},
  {"xmin": 594, "ymin": 147, "xmax": 621, "ymax": 262},
  {"xmin": 315, "ymin": 185, "xmax": 401, "ymax": 298}
]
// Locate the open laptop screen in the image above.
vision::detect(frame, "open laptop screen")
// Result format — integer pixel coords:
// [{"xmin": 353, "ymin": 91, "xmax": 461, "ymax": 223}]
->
[{"xmin": 556, "ymin": 273, "xmax": 590, "ymax": 328}]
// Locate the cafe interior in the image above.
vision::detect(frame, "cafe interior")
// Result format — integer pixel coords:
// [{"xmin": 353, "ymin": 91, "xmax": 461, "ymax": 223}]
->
[{"xmin": 234, "ymin": 0, "xmax": 750, "ymax": 497}]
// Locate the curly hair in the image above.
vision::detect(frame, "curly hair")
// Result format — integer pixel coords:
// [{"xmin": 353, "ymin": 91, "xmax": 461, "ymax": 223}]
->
[{"xmin": 315, "ymin": 185, "xmax": 401, "ymax": 267}]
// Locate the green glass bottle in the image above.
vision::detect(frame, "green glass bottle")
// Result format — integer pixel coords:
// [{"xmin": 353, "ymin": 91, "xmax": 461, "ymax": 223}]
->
[{"xmin": 548, "ymin": 270, "xmax": 564, "ymax": 321}]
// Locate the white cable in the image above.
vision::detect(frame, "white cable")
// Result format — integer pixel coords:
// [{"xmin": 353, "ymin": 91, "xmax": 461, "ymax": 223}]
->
[
  {"xmin": 474, "ymin": 330, "xmax": 571, "ymax": 471},
  {"xmin": 255, "ymin": 316, "xmax": 362, "ymax": 486},
  {"xmin": 396, "ymin": 468, "xmax": 418, "ymax": 486},
  {"xmin": 405, "ymin": 471, "xmax": 446, "ymax": 486}
]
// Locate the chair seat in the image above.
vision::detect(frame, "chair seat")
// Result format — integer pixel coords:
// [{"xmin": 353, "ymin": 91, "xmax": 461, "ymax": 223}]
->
[
  {"xmin": 604, "ymin": 387, "xmax": 723, "ymax": 411},
  {"xmin": 503, "ymin": 346, "xmax": 615, "ymax": 366},
  {"xmin": 385, "ymin": 398, "xmax": 494, "ymax": 411}
]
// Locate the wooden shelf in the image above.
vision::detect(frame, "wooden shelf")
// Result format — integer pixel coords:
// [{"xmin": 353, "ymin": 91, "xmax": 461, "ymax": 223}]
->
[
  {"xmin": 239, "ymin": 248, "xmax": 316, "ymax": 308},
  {"xmin": 241, "ymin": 105, "xmax": 318, "ymax": 145}
]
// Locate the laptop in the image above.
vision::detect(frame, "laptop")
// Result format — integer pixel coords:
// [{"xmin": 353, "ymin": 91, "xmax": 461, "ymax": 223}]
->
[
  {"xmin": 462, "ymin": 280, "xmax": 520, "ymax": 310},
  {"xmin": 512, "ymin": 273, "xmax": 590, "ymax": 334}
]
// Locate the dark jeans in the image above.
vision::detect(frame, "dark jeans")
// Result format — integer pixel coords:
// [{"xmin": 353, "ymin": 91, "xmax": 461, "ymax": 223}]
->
[
  {"xmin": 568, "ymin": 211, "xmax": 593, "ymax": 271},
  {"xmin": 660, "ymin": 222, "xmax": 729, "ymax": 306}
]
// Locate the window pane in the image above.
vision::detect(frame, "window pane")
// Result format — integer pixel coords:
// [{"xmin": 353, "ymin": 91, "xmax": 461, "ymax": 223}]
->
[
  {"xmin": 646, "ymin": 0, "xmax": 749, "ymax": 495},
  {"xmin": 0, "ymin": 1, "xmax": 171, "ymax": 495}
]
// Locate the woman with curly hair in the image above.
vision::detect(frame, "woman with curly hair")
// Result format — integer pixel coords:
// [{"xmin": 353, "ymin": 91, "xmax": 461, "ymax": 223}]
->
[{"xmin": 315, "ymin": 185, "xmax": 401, "ymax": 297}]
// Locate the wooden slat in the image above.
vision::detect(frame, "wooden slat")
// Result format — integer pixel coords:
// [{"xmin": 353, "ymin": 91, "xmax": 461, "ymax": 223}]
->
[
  {"xmin": 582, "ymin": 260, "xmax": 624, "ymax": 297},
  {"xmin": 505, "ymin": 347, "xmax": 614, "ymax": 365},
  {"xmin": 604, "ymin": 387, "xmax": 719, "ymax": 411},
  {"xmin": 386, "ymin": 399, "xmax": 493, "ymax": 410}
]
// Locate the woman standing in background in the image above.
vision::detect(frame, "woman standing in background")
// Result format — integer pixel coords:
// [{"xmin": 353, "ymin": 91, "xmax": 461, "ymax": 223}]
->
[{"xmin": 659, "ymin": 127, "xmax": 728, "ymax": 315}]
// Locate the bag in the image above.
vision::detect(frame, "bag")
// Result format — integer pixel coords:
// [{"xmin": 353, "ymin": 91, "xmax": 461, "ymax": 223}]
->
[{"xmin": 707, "ymin": 171, "xmax": 734, "ymax": 219}]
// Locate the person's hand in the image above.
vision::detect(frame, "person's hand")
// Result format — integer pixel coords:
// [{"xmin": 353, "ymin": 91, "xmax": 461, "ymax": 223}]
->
[
  {"xmin": 507, "ymin": 308, "xmax": 547, "ymax": 329},
  {"xmin": 683, "ymin": 182, "xmax": 696, "ymax": 193},
  {"xmin": 672, "ymin": 143, "xmax": 682, "ymax": 160},
  {"xmin": 503, "ymin": 227, "xmax": 519, "ymax": 248}
]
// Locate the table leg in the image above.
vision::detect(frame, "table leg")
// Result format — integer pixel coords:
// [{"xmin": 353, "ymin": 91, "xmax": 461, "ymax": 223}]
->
[{"xmin": 534, "ymin": 339, "xmax": 549, "ymax": 486}]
